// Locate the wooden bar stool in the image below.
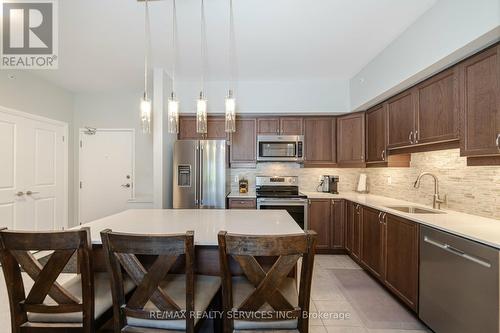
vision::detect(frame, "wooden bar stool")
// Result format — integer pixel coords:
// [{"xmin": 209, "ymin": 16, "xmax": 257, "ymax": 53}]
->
[
  {"xmin": 100, "ymin": 229, "xmax": 221, "ymax": 333},
  {"xmin": 0, "ymin": 227, "xmax": 125, "ymax": 333},
  {"xmin": 218, "ymin": 231, "xmax": 317, "ymax": 333}
]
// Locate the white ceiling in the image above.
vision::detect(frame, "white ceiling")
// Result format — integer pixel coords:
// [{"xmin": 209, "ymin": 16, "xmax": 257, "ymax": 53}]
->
[{"xmin": 33, "ymin": 0, "xmax": 437, "ymax": 93}]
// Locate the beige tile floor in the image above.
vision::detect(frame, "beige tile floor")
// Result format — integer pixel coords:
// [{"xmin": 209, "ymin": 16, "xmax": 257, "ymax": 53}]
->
[{"xmin": 0, "ymin": 255, "xmax": 431, "ymax": 333}]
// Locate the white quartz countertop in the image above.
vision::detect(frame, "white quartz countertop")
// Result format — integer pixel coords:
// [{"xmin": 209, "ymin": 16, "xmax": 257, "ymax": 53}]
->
[
  {"xmin": 227, "ymin": 191, "xmax": 257, "ymax": 198},
  {"xmin": 77, "ymin": 209, "xmax": 303, "ymax": 245},
  {"xmin": 302, "ymin": 191, "xmax": 500, "ymax": 249}
]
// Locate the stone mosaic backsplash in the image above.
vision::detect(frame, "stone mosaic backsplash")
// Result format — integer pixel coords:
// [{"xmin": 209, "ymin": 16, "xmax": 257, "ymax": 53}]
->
[{"xmin": 230, "ymin": 149, "xmax": 500, "ymax": 220}]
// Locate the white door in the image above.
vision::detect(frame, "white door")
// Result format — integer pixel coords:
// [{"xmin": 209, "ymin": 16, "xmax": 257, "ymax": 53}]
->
[
  {"xmin": 79, "ymin": 129, "xmax": 134, "ymax": 224},
  {"xmin": 0, "ymin": 107, "xmax": 67, "ymax": 230}
]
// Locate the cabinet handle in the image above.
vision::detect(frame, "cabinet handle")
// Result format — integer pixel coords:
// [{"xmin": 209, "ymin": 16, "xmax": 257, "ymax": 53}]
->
[
  {"xmin": 378, "ymin": 212, "xmax": 383, "ymax": 223},
  {"xmin": 409, "ymin": 131, "xmax": 414, "ymax": 144},
  {"xmin": 381, "ymin": 149, "xmax": 385, "ymax": 161},
  {"xmin": 415, "ymin": 130, "xmax": 419, "ymax": 143},
  {"xmin": 15, "ymin": 191, "xmax": 25, "ymax": 197},
  {"xmin": 496, "ymin": 133, "xmax": 500, "ymax": 150}
]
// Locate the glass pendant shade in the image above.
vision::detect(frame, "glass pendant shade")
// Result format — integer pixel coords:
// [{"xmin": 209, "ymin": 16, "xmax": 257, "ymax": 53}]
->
[
  {"xmin": 140, "ymin": 94, "xmax": 152, "ymax": 134},
  {"xmin": 196, "ymin": 92, "xmax": 208, "ymax": 134},
  {"xmin": 225, "ymin": 90, "xmax": 236, "ymax": 133},
  {"xmin": 167, "ymin": 93, "xmax": 179, "ymax": 134}
]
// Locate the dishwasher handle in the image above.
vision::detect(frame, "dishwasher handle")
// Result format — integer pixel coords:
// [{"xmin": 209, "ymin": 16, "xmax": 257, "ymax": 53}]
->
[{"xmin": 423, "ymin": 236, "xmax": 491, "ymax": 268}]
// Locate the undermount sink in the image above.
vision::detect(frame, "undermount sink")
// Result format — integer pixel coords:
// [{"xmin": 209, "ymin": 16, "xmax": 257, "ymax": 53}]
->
[{"xmin": 385, "ymin": 206, "xmax": 446, "ymax": 214}]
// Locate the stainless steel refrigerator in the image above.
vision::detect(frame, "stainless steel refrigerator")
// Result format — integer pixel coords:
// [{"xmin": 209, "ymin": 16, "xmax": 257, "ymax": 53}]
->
[{"xmin": 173, "ymin": 140, "xmax": 229, "ymax": 209}]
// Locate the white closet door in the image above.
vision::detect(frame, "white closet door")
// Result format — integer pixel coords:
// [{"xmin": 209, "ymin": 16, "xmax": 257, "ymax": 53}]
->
[{"xmin": 0, "ymin": 108, "xmax": 67, "ymax": 230}]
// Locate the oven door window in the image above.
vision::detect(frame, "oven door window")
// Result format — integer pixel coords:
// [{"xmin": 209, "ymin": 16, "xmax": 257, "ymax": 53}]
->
[
  {"xmin": 259, "ymin": 205, "xmax": 304, "ymax": 229},
  {"xmin": 259, "ymin": 142, "xmax": 296, "ymax": 158}
]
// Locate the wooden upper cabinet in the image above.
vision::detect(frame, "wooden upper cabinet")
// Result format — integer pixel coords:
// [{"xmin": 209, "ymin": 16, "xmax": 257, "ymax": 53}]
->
[
  {"xmin": 257, "ymin": 117, "xmax": 303, "ymax": 135},
  {"xmin": 280, "ymin": 117, "xmax": 303, "ymax": 135},
  {"xmin": 178, "ymin": 117, "xmax": 200, "ymax": 140},
  {"xmin": 230, "ymin": 118, "xmax": 257, "ymax": 167},
  {"xmin": 178, "ymin": 116, "xmax": 226, "ymax": 140},
  {"xmin": 384, "ymin": 214, "xmax": 419, "ymax": 311},
  {"xmin": 459, "ymin": 44, "xmax": 500, "ymax": 158},
  {"xmin": 416, "ymin": 67, "xmax": 459, "ymax": 144},
  {"xmin": 366, "ymin": 104, "xmax": 387, "ymax": 163},
  {"xmin": 206, "ymin": 117, "xmax": 228, "ymax": 139},
  {"xmin": 303, "ymin": 117, "xmax": 336, "ymax": 166},
  {"xmin": 337, "ymin": 112, "xmax": 365, "ymax": 167},
  {"xmin": 307, "ymin": 199, "xmax": 331, "ymax": 250},
  {"xmin": 257, "ymin": 118, "xmax": 280, "ymax": 135},
  {"xmin": 387, "ymin": 91, "xmax": 415, "ymax": 149},
  {"xmin": 360, "ymin": 206, "xmax": 384, "ymax": 280}
]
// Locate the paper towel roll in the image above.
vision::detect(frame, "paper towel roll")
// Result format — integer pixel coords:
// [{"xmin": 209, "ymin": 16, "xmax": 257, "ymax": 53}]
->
[{"xmin": 356, "ymin": 173, "xmax": 368, "ymax": 193}]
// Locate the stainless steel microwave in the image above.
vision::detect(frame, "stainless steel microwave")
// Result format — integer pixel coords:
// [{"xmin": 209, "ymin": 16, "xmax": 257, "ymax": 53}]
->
[{"xmin": 257, "ymin": 135, "xmax": 304, "ymax": 162}]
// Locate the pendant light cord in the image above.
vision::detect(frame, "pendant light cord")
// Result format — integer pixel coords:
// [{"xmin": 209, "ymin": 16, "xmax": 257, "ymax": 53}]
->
[
  {"xmin": 200, "ymin": 0, "xmax": 206, "ymax": 94},
  {"xmin": 229, "ymin": 0, "xmax": 235, "ymax": 92},
  {"xmin": 144, "ymin": 0, "xmax": 151, "ymax": 98},
  {"xmin": 172, "ymin": 0, "xmax": 177, "ymax": 94}
]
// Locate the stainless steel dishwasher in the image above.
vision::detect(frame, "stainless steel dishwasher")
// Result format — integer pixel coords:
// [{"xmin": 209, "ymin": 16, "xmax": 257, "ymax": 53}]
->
[{"xmin": 419, "ymin": 226, "xmax": 499, "ymax": 333}]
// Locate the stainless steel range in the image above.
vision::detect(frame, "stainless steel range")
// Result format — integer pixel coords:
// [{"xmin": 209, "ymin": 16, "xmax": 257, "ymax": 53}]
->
[{"xmin": 256, "ymin": 176, "xmax": 307, "ymax": 229}]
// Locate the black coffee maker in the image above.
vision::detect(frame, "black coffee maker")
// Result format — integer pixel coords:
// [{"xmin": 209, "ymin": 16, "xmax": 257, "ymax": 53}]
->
[{"xmin": 329, "ymin": 176, "xmax": 339, "ymax": 194}]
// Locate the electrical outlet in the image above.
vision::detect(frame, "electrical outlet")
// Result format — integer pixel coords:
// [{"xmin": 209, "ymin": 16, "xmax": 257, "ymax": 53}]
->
[
  {"xmin": 234, "ymin": 176, "xmax": 239, "ymax": 183},
  {"xmin": 387, "ymin": 176, "xmax": 392, "ymax": 185}
]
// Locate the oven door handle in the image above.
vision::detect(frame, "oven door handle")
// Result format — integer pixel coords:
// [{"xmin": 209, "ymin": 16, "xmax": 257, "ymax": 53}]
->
[{"xmin": 257, "ymin": 199, "xmax": 307, "ymax": 205}]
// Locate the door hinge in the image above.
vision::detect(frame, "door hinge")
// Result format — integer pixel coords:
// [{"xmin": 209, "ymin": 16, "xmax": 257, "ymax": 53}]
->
[
  {"xmin": 79, "ymin": 140, "xmax": 82, "ymax": 148},
  {"xmin": 79, "ymin": 181, "xmax": 83, "ymax": 189},
  {"xmin": 62, "ymin": 136, "xmax": 65, "ymax": 142}
]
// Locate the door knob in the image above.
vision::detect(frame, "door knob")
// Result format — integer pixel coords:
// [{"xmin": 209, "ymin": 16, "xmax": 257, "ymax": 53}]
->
[
  {"xmin": 15, "ymin": 191, "xmax": 24, "ymax": 197},
  {"xmin": 26, "ymin": 191, "xmax": 39, "ymax": 196},
  {"xmin": 121, "ymin": 184, "xmax": 131, "ymax": 188}
]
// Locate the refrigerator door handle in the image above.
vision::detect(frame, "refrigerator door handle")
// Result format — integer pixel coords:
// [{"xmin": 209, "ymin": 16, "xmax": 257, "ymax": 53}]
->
[
  {"xmin": 199, "ymin": 142, "xmax": 204, "ymax": 207},
  {"xmin": 194, "ymin": 144, "xmax": 199, "ymax": 206}
]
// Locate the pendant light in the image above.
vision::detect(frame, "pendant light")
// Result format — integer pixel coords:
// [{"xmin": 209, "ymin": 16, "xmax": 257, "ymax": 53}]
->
[
  {"xmin": 196, "ymin": 0, "xmax": 208, "ymax": 134},
  {"xmin": 140, "ymin": 0, "xmax": 152, "ymax": 134},
  {"xmin": 225, "ymin": 0, "xmax": 236, "ymax": 133},
  {"xmin": 167, "ymin": 0, "xmax": 179, "ymax": 134}
]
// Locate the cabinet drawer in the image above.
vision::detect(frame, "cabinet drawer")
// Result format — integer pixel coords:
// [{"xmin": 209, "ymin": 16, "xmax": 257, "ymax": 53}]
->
[{"xmin": 228, "ymin": 198, "xmax": 256, "ymax": 209}]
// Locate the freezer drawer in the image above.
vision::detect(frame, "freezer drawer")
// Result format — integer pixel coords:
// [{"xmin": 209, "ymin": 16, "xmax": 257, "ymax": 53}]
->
[{"xmin": 419, "ymin": 226, "xmax": 499, "ymax": 333}]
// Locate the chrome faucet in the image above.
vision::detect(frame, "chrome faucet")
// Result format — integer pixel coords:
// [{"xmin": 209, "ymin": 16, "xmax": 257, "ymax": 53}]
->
[{"xmin": 413, "ymin": 172, "xmax": 446, "ymax": 210}]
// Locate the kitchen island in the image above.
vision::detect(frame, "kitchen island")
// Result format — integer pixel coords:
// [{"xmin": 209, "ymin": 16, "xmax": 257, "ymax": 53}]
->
[{"xmin": 78, "ymin": 209, "xmax": 304, "ymax": 275}]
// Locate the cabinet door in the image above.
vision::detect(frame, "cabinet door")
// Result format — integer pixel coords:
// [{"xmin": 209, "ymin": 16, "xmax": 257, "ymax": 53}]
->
[
  {"xmin": 331, "ymin": 199, "xmax": 344, "ymax": 249},
  {"xmin": 308, "ymin": 199, "xmax": 331, "ymax": 250},
  {"xmin": 345, "ymin": 201, "xmax": 354, "ymax": 253},
  {"xmin": 257, "ymin": 118, "xmax": 280, "ymax": 135},
  {"xmin": 230, "ymin": 118, "xmax": 257, "ymax": 166},
  {"xmin": 280, "ymin": 117, "xmax": 303, "ymax": 135},
  {"xmin": 352, "ymin": 204, "xmax": 361, "ymax": 259},
  {"xmin": 366, "ymin": 104, "xmax": 387, "ymax": 163},
  {"xmin": 178, "ymin": 117, "xmax": 201, "ymax": 140},
  {"xmin": 384, "ymin": 214, "xmax": 419, "ymax": 311},
  {"xmin": 337, "ymin": 112, "xmax": 365, "ymax": 166},
  {"xmin": 459, "ymin": 44, "xmax": 500, "ymax": 157},
  {"xmin": 304, "ymin": 117, "xmax": 336, "ymax": 166},
  {"xmin": 387, "ymin": 91, "xmax": 415, "ymax": 149},
  {"xmin": 206, "ymin": 117, "xmax": 228, "ymax": 139},
  {"xmin": 360, "ymin": 206, "xmax": 384, "ymax": 279},
  {"xmin": 416, "ymin": 67, "xmax": 459, "ymax": 144}
]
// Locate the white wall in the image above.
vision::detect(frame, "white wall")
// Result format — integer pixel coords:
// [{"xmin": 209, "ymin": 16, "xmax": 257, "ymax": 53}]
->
[
  {"xmin": 350, "ymin": 0, "xmax": 500, "ymax": 111},
  {"xmin": 175, "ymin": 79, "xmax": 350, "ymax": 114},
  {"xmin": 0, "ymin": 70, "xmax": 76, "ymax": 226},
  {"xmin": 73, "ymin": 91, "xmax": 154, "ymax": 222}
]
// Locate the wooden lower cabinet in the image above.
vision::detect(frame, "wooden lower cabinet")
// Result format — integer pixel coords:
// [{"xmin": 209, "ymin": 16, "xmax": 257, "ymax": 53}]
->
[
  {"xmin": 345, "ymin": 201, "xmax": 361, "ymax": 259},
  {"xmin": 360, "ymin": 206, "xmax": 384, "ymax": 279},
  {"xmin": 383, "ymin": 214, "xmax": 419, "ymax": 311},
  {"xmin": 227, "ymin": 198, "xmax": 256, "ymax": 209},
  {"xmin": 344, "ymin": 201, "xmax": 419, "ymax": 312},
  {"xmin": 307, "ymin": 198, "xmax": 345, "ymax": 252},
  {"xmin": 308, "ymin": 199, "xmax": 331, "ymax": 250}
]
